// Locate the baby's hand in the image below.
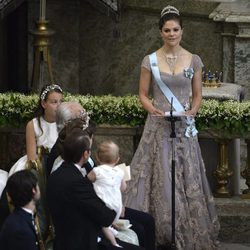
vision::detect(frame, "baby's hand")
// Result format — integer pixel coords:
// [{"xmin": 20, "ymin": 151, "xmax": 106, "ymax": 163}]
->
[{"xmin": 87, "ymin": 170, "xmax": 96, "ymax": 182}]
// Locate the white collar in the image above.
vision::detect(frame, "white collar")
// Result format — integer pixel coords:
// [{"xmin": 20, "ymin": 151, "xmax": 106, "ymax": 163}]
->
[
  {"xmin": 22, "ymin": 207, "xmax": 34, "ymax": 216},
  {"xmin": 74, "ymin": 163, "xmax": 82, "ymax": 171},
  {"xmin": 99, "ymin": 164, "xmax": 116, "ymax": 171},
  {"xmin": 74, "ymin": 163, "xmax": 87, "ymax": 177}
]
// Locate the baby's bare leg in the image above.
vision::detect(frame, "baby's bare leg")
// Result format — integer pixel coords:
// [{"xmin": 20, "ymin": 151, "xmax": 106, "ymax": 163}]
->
[{"xmin": 102, "ymin": 227, "xmax": 122, "ymax": 247}]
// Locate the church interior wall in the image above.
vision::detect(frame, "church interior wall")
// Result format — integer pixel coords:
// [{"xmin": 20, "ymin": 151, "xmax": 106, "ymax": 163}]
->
[{"xmin": 24, "ymin": 0, "xmax": 224, "ymax": 95}]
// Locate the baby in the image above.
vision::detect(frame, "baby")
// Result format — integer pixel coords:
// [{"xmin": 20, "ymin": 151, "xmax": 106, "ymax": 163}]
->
[{"xmin": 87, "ymin": 140, "xmax": 126, "ymax": 247}]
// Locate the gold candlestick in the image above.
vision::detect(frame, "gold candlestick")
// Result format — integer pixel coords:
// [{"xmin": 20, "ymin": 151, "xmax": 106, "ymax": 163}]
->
[
  {"xmin": 30, "ymin": 0, "xmax": 55, "ymax": 92},
  {"xmin": 213, "ymin": 139, "xmax": 233, "ymax": 197},
  {"xmin": 30, "ymin": 20, "xmax": 55, "ymax": 91},
  {"xmin": 40, "ymin": 0, "xmax": 46, "ymax": 21},
  {"xmin": 241, "ymin": 139, "xmax": 250, "ymax": 199}
]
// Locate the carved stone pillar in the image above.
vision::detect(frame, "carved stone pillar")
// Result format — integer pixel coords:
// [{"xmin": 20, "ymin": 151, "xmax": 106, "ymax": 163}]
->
[
  {"xmin": 234, "ymin": 23, "xmax": 250, "ymax": 99},
  {"xmin": 209, "ymin": 0, "xmax": 250, "ymax": 197},
  {"xmin": 209, "ymin": 0, "xmax": 250, "ymax": 98},
  {"xmin": 241, "ymin": 139, "xmax": 250, "ymax": 198}
]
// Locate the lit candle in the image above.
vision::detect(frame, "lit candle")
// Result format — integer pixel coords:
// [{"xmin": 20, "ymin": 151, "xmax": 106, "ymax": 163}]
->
[{"xmin": 40, "ymin": 0, "xmax": 46, "ymax": 21}]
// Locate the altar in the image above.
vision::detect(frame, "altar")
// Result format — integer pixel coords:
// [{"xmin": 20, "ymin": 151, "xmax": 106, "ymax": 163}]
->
[{"xmin": 199, "ymin": 82, "xmax": 244, "ymax": 196}]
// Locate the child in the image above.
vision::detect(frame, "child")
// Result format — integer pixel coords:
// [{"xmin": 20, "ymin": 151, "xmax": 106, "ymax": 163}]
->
[
  {"xmin": 4, "ymin": 84, "xmax": 63, "ymax": 243},
  {"xmin": 9, "ymin": 84, "xmax": 63, "ymax": 176},
  {"xmin": 87, "ymin": 140, "xmax": 126, "ymax": 248},
  {"xmin": 0, "ymin": 170, "xmax": 41, "ymax": 250}
]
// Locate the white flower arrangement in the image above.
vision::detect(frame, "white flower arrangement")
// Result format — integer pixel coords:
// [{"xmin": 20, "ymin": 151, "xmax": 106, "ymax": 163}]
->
[{"xmin": 0, "ymin": 93, "xmax": 249, "ymax": 136}]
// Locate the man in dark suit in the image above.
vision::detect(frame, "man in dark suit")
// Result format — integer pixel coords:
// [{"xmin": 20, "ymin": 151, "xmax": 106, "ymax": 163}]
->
[
  {"xmin": 0, "ymin": 170, "xmax": 41, "ymax": 250},
  {"xmin": 46, "ymin": 102, "xmax": 155, "ymax": 250},
  {"xmin": 47, "ymin": 129, "xmax": 144, "ymax": 250}
]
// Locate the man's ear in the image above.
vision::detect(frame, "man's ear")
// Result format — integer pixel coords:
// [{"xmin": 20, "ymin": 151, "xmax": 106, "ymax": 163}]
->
[
  {"xmin": 32, "ymin": 186, "xmax": 37, "ymax": 196},
  {"xmin": 83, "ymin": 150, "xmax": 90, "ymax": 162}
]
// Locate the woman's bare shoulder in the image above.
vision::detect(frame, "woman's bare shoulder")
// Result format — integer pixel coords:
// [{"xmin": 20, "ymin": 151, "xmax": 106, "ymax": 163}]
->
[{"xmin": 181, "ymin": 48, "xmax": 192, "ymax": 57}]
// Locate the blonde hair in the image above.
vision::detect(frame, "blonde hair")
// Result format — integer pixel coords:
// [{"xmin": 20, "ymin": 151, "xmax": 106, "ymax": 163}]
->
[{"xmin": 96, "ymin": 140, "xmax": 119, "ymax": 165}]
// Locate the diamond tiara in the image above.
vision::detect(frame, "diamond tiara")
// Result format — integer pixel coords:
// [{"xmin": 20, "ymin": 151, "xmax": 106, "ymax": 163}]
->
[
  {"xmin": 161, "ymin": 5, "xmax": 180, "ymax": 18},
  {"xmin": 65, "ymin": 111, "xmax": 90, "ymax": 131},
  {"xmin": 40, "ymin": 84, "xmax": 63, "ymax": 100}
]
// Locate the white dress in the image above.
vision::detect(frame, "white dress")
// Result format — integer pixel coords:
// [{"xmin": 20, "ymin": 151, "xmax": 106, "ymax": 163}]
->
[
  {"xmin": 0, "ymin": 169, "xmax": 8, "ymax": 197},
  {"xmin": 8, "ymin": 117, "xmax": 58, "ymax": 177},
  {"xmin": 93, "ymin": 164, "xmax": 124, "ymax": 221}
]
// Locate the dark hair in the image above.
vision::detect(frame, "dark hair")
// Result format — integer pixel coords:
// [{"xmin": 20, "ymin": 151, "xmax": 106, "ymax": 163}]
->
[
  {"xmin": 85, "ymin": 119, "xmax": 97, "ymax": 138},
  {"xmin": 57, "ymin": 118, "xmax": 96, "ymax": 156},
  {"xmin": 159, "ymin": 13, "xmax": 183, "ymax": 30},
  {"xmin": 35, "ymin": 84, "xmax": 63, "ymax": 135},
  {"xmin": 6, "ymin": 170, "xmax": 38, "ymax": 208},
  {"xmin": 62, "ymin": 129, "xmax": 90, "ymax": 163}
]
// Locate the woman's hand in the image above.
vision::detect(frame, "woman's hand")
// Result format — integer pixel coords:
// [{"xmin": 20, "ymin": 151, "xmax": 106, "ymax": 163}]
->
[
  {"xmin": 185, "ymin": 109, "xmax": 196, "ymax": 117},
  {"xmin": 150, "ymin": 107, "xmax": 165, "ymax": 116}
]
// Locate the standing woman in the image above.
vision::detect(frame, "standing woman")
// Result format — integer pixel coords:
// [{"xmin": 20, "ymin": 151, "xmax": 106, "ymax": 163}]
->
[{"xmin": 124, "ymin": 6, "xmax": 220, "ymax": 250}]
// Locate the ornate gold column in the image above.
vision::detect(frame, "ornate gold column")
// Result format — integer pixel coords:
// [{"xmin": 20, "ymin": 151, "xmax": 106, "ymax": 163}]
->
[
  {"xmin": 30, "ymin": 20, "xmax": 54, "ymax": 91},
  {"xmin": 30, "ymin": 0, "xmax": 54, "ymax": 91},
  {"xmin": 214, "ymin": 139, "xmax": 233, "ymax": 197},
  {"xmin": 241, "ymin": 139, "xmax": 250, "ymax": 198}
]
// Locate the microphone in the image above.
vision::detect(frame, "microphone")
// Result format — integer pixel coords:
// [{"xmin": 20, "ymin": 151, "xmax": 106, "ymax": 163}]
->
[{"xmin": 170, "ymin": 97, "xmax": 173, "ymax": 118}]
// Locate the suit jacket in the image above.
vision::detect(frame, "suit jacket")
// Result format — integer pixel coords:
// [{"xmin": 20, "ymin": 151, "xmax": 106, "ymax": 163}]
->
[
  {"xmin": 0, "ymin": 207, "xmax": 39, "ymax": 250},
  {"xmin": 46, "ymin": 139, "xmax": 96, "ymax": 178},
  {"xmin": 47, "ymin": 161, "xmax": 116, "ymax": 250},
  {"xmin": 0, "ymin": 188, "xmax": 10, "ymax": 231}
]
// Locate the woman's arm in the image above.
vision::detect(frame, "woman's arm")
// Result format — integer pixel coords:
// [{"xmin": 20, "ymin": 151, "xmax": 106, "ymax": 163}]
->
[
  {"xmin": 186, "ymin": 68, "xmax": 202, "ymax": 116},
  {"xmin": 139, "ymin": 67, "xmax": 165, "ymax": 116},
  {"xmin": 26, "ymin": 120, "xmax": 37, "ymax": 161}
]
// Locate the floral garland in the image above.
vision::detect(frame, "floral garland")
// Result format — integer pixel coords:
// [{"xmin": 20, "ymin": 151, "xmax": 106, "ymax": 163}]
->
[{"xmin": 0, "ymin": 93, "xmax": 249, "ymax": 136}]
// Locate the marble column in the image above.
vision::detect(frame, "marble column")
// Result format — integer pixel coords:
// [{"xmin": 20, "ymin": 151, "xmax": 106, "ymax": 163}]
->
[
  {"xmin": 208, "ymin": 0, "xmax": 250, "ymax": 195},
  {"xmin": 235, "ymin": 23, "xmax": 250, "ymax": 99},
  {"xmin": 209, "ymin": 0, "xmax": 250, "ymax": 99}
]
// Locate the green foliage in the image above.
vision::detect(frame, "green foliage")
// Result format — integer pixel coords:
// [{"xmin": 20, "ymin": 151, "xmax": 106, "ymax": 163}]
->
[
  {"xmin": 0, "ymin": 93, "xmax": 249, "ymax": 136},
  {"xmin": 196, "ymin": 99, "xmax": 250, "ymax": 136}
]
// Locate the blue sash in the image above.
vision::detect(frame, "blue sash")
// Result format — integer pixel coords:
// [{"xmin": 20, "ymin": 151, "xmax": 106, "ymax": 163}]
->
[
  {"xmin": 149, "ymin": 52, "xmax": 184, "ymax": 112},
  {"xmin": 148, "ymin": 52, "xmax": 198, "ymax": 137}
]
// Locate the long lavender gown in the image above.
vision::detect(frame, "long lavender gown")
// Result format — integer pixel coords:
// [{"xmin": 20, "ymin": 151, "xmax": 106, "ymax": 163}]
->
[{"xmin": 124, "ymin": 54, "xmax": 220, "ymax": 249}]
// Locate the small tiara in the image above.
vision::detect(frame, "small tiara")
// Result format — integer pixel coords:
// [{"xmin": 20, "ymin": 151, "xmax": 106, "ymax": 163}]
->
[
  {"xmin": 66, "ymin": 111, "xmax": 90, "ymax": 131},
  {"xmin": 79, "ymin": 110, "xmax": 90, "ymax": 131},
  {"xmin": 40, "ymin": 84, "xmax": 63, "ymax": 100},
  {"xmin": 161, "ymin": 5, "xmax": 180, "ymax": 18}
]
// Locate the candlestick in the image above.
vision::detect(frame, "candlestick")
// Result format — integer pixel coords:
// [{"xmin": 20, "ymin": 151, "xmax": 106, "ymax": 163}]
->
[{"xmin": 40, "ymin": 0, "xmax": 46, "ymax": 21}]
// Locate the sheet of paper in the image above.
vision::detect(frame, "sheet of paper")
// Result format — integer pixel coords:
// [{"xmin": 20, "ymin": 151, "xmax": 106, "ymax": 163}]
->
[
  {"xmin": 164, "ymin": 111, "xmax": 186, "ymax": 117},
  {"xmin": 116, "ymin": 163, "xmax": 131, "ymax": 181}
]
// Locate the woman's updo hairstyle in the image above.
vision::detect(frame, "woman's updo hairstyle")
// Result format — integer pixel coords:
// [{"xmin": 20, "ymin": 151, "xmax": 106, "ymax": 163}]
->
[{"xmin": 159, "ymin": 5, "xmax": 183, "ymax": 30}]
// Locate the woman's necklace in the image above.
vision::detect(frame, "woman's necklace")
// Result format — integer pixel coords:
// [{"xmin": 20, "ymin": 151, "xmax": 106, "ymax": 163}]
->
[
  {"xmin": 166, "ymin": 56, "xmax": 178, "ymax": 74},
  {"xmin": 162, "ymin": 47, "xmax": 181, "ymax": 75}
]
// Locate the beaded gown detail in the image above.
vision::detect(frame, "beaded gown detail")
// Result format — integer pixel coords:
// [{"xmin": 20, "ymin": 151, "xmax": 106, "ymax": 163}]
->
[{"xmin": 124, "ymin": 54, "xmax": 220, "ymax": 249}]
